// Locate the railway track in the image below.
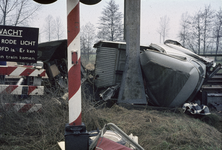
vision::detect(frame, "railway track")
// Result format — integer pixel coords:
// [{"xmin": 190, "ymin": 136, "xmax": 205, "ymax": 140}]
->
[{"xmin": 201, "ymin": 69, "xmax": 222, "ymax": 106}]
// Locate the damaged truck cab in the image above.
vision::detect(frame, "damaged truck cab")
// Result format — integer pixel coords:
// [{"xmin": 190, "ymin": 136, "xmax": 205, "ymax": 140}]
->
[{"xmin": 93, "ymin": 40, "xmax": 220, "ymax": 107}]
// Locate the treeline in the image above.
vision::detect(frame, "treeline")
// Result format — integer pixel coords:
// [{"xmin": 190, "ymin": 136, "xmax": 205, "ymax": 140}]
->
[
  {"xmin": 80, "ymin": 0, "xmax": 123, "ymax": 62},
  {"xmin": 81, "ymin": 2, "xmax": 222, "ymax": 63},
  {"xmin": 178, "ymin": 5, "xmax": 222, "ymax": 55}
]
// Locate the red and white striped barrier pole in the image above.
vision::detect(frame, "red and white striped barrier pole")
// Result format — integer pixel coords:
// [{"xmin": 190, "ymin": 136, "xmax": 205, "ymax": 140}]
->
[
  {"xmin": 67, "ymin": 0, "xmax": 81, "ymax": 126},
  {"xmin": 65, "ymin": 1, "xmax": 89, "ymax": 149}
]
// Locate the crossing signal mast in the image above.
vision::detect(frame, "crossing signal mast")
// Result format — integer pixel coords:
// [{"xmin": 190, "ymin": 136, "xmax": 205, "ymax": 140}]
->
[{"xmin": 33, "ymin": 0, "xmax": 101, "ymax": 149}]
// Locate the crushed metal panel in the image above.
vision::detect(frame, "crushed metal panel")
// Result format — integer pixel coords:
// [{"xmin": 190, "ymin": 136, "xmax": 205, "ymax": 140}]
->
[
  {"xmin": 95, "ymin": 47, "xmax": 118, "ymax": 88},
  {"xmin": 115, "ymin": 49, "xmax": 126, "ymax": 84},
  {"xmin": 140, "ymin": 48, "xmax": 204, "ymax": 107},
  {"xmin": 94, "ymin": 41, "xmax": 150, "ymax": 89},
  {"xmin": 164, "ymin": 41, "xmax": 213, "ymax": 65},
  {"xmin": 37, "ymin": 40, "xmax": 67, "ymax": 62},
  {"xmin": 99, "ymin": 84, "xmax": 120, "ymax": 101},
  {"xmin": 50, "ymin": 64, "xmax": 60, "ymax": 77}
]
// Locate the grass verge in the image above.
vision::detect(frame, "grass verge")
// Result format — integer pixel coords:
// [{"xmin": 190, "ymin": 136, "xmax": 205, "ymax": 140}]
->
[{"xmin": 0, "ymin": 94, "xmax": 221, "ymax": 150}]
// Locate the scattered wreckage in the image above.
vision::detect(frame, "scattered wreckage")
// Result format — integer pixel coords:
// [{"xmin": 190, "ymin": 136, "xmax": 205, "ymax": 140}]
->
[
  {"xmin": 24, "ymin": 39, "xmax": 221, "ymax": 110},
  {"xmin": 37, "ymin": 40, "xmax": 68, "ymax": 95},
  {"xmin": 88, "ymin": 40, "xmax": 222, "ymax": 110},
  {"xmin": 2, "ymin": 39, "xmax": 220, "ymax": 112}
]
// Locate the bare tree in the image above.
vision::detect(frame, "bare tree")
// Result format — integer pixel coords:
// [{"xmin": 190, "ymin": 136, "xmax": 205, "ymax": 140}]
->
[
  {"xmin": 97, "ymin": 27, "xmax": 107, "ymax": 40},
  {"xmin": 97, "ymin": 0, "xmax": 123, "ymax": 41},
  {"xmin": 80, "ymin": 22, "xmax": 96, "ymax": 63},
  {"xmin": 43, "ymin": 15, "xmax": 55, "ymax": 41},
  {"xmin": 202, "ymin": 5, "xmax": 214, "ymax": 54},
  {"xmin": 157, "ymin": 15, "xmax": 170, "ymax": 43},
  {"xmin": 213, "ymin": 8, "xmax": 222, "ymax": 60},
  {"xmin": 178, "ymin": 12, "xmax": 191, "ymax": 48},
  {"xmin": 178, "ymin": 10, "xmax": 203, "ymax": 54},
  {"xmin": 0, "ymin": 0, "xmax": 40, "ymax": 26},
  {"xmin": 190, "ymin": 10, "xmax": 203, "ymax": 54},
  {"xmin": 178, "ymin": 6, "xmax": 222, "ymax": 56},
  {"xmin": 55, "ymin": 17, "xmax": 64, "ymax": 40},
  {"xmin": 0, "ymin": 0, "xmax": 17, "ymax": 25}
]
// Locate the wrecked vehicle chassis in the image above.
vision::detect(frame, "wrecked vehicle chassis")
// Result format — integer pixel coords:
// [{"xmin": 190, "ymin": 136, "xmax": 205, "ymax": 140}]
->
[{"xmin": 92, "ymin": 40, "xmax": 221, "ymax": 107}]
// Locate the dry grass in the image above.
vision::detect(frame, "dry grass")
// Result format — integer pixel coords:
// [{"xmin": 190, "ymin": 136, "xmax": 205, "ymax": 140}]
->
[
  {"xmin": 0, "ymin": 93, "xmax": 68, "ymax": 150},
  {"xmin": 83, "ymin": 104, "xmax": 222, "ymax": 150},
  {"xmin": 0, "ymin": 89, "xmax": 221, "ymax": 150}
]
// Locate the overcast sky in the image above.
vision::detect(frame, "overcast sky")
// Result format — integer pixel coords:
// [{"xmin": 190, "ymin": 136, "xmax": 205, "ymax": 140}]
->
[{"xmin": 31, "ymin": 0, "xmax": 221, "ymax": 45}]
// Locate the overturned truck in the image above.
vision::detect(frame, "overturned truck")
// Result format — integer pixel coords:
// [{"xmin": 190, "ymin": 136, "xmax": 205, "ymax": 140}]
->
[
  {"xmin": 92, "ymin": 40, "xmax": 221, "ymax": 107},
  {"xmin": 37, "ymin": 39, "xmax": 221, "ymax": 108}
]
